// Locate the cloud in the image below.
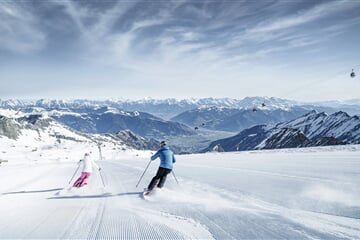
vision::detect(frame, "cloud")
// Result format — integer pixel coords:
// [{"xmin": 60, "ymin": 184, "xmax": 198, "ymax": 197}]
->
[
  {"xmin": 217, "ymin": 0, "xmax": 360, "ymax": 60},
  {"xmin": 2, "ymin": 0, "xmax": 358, "ymax": 100},
  {"xmin": 0, "ymin": 2, "xmax": 46, "ymax": 53},
  {"xmin": 54, "ymin": 1, "xmax": 131, "ymax": 41},
  {"xmin": 248, "ymin": 0, "xmax": 358, "ymax": 35},
  {"xmin": 26, "ymin": 1, "xmax": 245, "ymax": 70}
]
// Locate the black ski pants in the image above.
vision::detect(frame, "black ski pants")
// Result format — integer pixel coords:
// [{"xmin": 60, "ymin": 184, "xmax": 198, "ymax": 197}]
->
[{"xmin": 147, "ymin": 167, "xmax": 172, "ymax": 191}]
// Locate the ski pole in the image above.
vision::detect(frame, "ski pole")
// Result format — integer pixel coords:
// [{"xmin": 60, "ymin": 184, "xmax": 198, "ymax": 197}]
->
[
  {"xmin": 99, "ymin": 168, "xmax": 106, "ymax": 187},
  {"xmin": 136, "ymin": 160, "xmax": 152, "ymax": 188},
  {"xmin": 68, "ymin": 161, "xmax": 81, "ymax": 184},
  {"xmin": 172, "ymin": 170, "xmax": 179, "ymax": 185}
]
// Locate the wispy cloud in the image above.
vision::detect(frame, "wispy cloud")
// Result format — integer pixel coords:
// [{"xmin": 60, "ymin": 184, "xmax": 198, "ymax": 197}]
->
[
  {"xmin": 2, "ymin": 0, "xmax": 359, "ymax": 100},
  {"xmin": 55, "ymin": 1, "xmax": 136, "ymax": 43},
  {"xmin": 247, "ymin": 0, "xmax": 358, "ymax": 35},
  {"xmin": 218, "ymin": 0, "xmax": 360, "ymax": 61},
  {"xmin": 0, "ymin": 1, "xmax": 46, "ymax": 53}
]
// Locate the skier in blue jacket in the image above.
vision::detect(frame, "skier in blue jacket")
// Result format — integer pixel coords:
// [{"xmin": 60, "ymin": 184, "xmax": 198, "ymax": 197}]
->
[{"xmin": 145, "ymin": 141, "xmax": 176, "ymax": 194}]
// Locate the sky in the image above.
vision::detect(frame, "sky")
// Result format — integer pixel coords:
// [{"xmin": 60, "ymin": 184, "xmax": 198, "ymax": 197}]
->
[{"xmin": 0, "ymin": 0, "xmax": 360, "ymax": 101}]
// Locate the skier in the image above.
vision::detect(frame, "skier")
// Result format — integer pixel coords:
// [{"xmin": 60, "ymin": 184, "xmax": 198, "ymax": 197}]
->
[
  {"xmin": 73, "ymin": 152, "xmax": 101, "ymax": 188},
  {"xmin": 144, "ymin": 141, "xmax": 176, "ymax": 195}
]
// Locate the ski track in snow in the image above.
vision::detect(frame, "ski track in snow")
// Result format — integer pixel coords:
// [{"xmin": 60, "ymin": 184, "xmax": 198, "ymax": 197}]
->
[
  {"xmin": 178, "ymin": 162, "xmax": 351, "ymax": 185},
  {"xmin": 46, "ymin": 161, "xmax": 213, "ymax": 240},
  {"xmin": 102, "ymin": 160, "xmax": 360, "ymax": 239},
  {"xmin": 0, "ymin": 148, "xmax": 360, "ymax": 239},
  {"xmin": 0, "ymin": 164, "xmax": 61, "ymax": 195}
]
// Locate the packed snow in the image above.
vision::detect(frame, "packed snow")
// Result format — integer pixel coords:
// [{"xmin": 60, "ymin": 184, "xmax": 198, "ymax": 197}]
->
[{"xmin": 0, "ymin": 137, "xmax": 359, "ymax": 239}]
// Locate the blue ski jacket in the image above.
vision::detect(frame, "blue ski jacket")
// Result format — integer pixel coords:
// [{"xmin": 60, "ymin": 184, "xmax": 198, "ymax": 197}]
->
[{"xmin": 151, "ymin": 146, "xmax": 176, "ymax": 170}]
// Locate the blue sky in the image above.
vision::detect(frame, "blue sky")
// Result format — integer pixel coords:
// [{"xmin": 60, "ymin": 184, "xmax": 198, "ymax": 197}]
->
[{"xmin": 0, "ymin": 0, "xmax": 359, "ymax": 101}]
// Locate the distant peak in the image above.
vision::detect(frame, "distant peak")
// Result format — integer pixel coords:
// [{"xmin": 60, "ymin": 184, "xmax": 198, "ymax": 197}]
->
[
  {"xmin": 303, "ymin": 110, "xmax": 318, "ymax": 116},
  {"xmin": 331, "ymin": 111, "xmax": 350, "ymax": 118}
]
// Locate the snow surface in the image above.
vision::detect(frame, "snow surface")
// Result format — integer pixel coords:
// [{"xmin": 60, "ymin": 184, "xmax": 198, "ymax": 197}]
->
[{"xmin": 0, "ymin": 142, "xmax": 360, "ymax": 239}]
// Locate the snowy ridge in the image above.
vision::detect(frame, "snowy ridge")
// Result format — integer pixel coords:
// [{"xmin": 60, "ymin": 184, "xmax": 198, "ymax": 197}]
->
[
  {"xmin": 277, "ymin": 111, "xmax": 360, "ymax": 142},
  {"xmin": 238, "ymin": 96, "xmax": 298, "ymax": 110},
  {"xmin": 1, "ymin": 103, "xmax": 194, "ymax": 142},
  {"xmin": 2, "ymin": 97, "xmax": 360, "ymax": 154},
  {"xmin": 0, "ymin": 99, "xmax": 34, "ymax": 108},
  {"xmin": 0, "ymin": 112, "xmax": 136, "ymax": 164},
  {"xmin": 205, "ymin": 110, "xmax": 360, "ymax": 152},
  {"xmin": 1, "ymin": 96, "xmax": 360, "ymax": 110},
  {"xmin": 0, "ymin": 97, "xmax": 299, "ymax": 111},
  {"xmin": 171, "ymin": 106, "xmax": 309, "ymax": 133},
  {"xmin": 0, "ymin": 109, "xmax": 164, "ymax": 158},
  {"xmin": 50, "ymin": 109, "xmax": 194, "ymax": 140},
  {"xmin": 0, "ymin": 115, "xmax": 22, "ymax": 139},
  {"xmin": 256, "ymin": 128, "xmax": 311, "ymax": 150}
]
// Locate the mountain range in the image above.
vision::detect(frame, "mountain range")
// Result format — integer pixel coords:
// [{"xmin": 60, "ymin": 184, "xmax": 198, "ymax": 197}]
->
[
  {"xmin": 0, "ymin": 112, "xmax": 160, "ymax": 152},
  {"xmin": 204, "ymin": 110, "xmax": 360, "ymax": 152},
  {"xmin": 1, "ymin": 97, "xmax": 360, "ymax": 118},
  {"xmin": 49, "ymin": 107, "xmax": 195, "ymax": 139},
  {"xmin": 171, "ymin": 106, "xmax": 310, "ymax": 132},
  {"xmin": 1, "ymin": 97, "xmax": 360, "ymax": 153}
]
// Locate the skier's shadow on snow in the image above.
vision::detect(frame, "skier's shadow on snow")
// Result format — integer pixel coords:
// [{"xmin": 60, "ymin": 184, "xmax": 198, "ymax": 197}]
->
[
  {"xmin": 2, "ymin": 188, "xmax": 64, "ymax": 195},
  {"xmin": 48, "ymin": 191, "xmax": 143, "ymax": 200}
]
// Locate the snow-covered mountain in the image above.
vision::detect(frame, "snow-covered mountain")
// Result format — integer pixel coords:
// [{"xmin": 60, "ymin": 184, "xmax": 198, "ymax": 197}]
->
[
  {"xmin": 1, "ymin": 100, "xmax": 360, "ymax": 239},
  {"xmin": 50, "ymin": 107, "xmax": 195, "ymax": 140},
  {"xmin": 171, "ymin": 106, "xmax": 240, "ymax": 130},
  {"xmin": 275, "ymin": 110, "xmax": 360, "ymax": 143},
  {"xmin": 0, "ymin": 111, "xmax": 160, "ymax": 159},
  {"xmin": 0, "ymin": 115, "xmax": 22, "ymax": 139},
  {"xmin": 1, "ymin": 97, "xmax": 360, "ymax": 153},
  {"xmin": 171, "ymin": 106, "xmax": 309, "ymax": 132},
  {"xmin": 111, "ymin": 130, "xmax": 160, "ymax": 151},
  {"xmin": 204, "ymin": 111, "xmax": 360, "ymax": 152},
  {"xmin": 2, "ymin": 96, "xmax": 360, "ymax": 119}
]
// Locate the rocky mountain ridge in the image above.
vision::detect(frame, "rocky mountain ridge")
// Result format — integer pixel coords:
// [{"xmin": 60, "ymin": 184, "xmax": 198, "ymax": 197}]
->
[{"xmin": 204, "ymin": 111, "xmax": 359, "ymax": 152}]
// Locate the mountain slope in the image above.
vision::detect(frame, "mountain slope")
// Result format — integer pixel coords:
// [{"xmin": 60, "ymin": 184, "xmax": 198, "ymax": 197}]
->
[
  {"xmin": 0, "ymin": 112, "xmax": 160, "ymax": 156},
  {"xmin": 204, "ymin": 111, "xmax": 359, "ymax": 152},
  {"xmin": 0, "ymin": 115, "xmax": 22, "ymax": 139},
  {"xmin": 172, "ymin": 106, "xmax": 309, "ymax": 132},
  {"xmin": 2, "ymin": 96, "xmax": 360, "ymax": 118},
  {"xmin": 52, "ymin": 110, "xmax": 195, "ymax": 139},
  {"xmin": 276, "ymin": 111, "xmax": 360, "ymax": 143}
]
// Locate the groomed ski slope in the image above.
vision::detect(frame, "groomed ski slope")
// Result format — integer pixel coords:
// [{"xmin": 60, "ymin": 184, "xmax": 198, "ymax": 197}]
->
[{"xmin": 0, "ymin": 145, "xmax": 359, "ymax": 239}]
